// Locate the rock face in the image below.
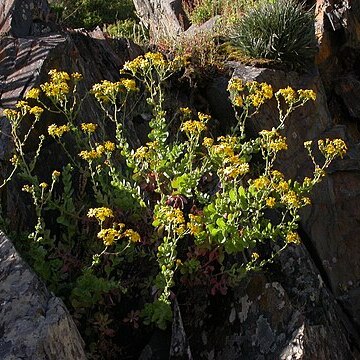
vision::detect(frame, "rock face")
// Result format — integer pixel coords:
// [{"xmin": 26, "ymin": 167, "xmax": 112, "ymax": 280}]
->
[
  {"xmin": 132, "ymin": 0, "xmax": 190, "ymax": 39},
  {"xmin": 0, "ymin": 0, "xmax": 51, "ymax": 37},
  {"xmin": 0, "ymin": 232, "xmax": 86, "ymax": 359}
]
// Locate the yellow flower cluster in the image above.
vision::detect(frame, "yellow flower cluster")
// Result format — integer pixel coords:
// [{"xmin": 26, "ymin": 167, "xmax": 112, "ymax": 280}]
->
[
  {"xmin": 251, "ymin": 252, "xmax": 260, "ymax": 260},
  {"xmin": 40, "ymin": 70, "xmax": 74, "ymax": 100},
  {"xmin": 81, "ymin": 123, "xmax": 98, "ymax": 133},
  {"xmin": 123, "ymin": 229, "xmax": 141, "ymax": 243},
  {"xmin": 48, "ymin": 124, "xmax": 70, "ymax": 138},
  {"xmin": 298, "ymin": 89, "xmax": 316, "ymax": 101},
  {"xmin": 88, "ymin": 207, "xmax": 114, "ymax": 222},
  {"xmin": 79, "ymin": 149, "xmax": 101, "ymax": 160},
  {"xmin": 155, "ymin": 206, "xmax": 185, "ymax": 227},
  {"xmin": 79, "ymin": 141, "xmax": 115, "ymax": 160},
  {"xmin": 276, "ymin": 86, "xmax": 296, "ymax": 104},
  {"xmin": 266, "ymin": 197, "xmax": 276, "ymax": 208},
  {"xmin": 3, "ymin": 109, "xmax": 19, "ymax": 120},
  {"xmin": 252, "ymin": 176, "xmax": 270, "ymax": 190},
  {"xmin": 228, "ymin": 79, "xmax": 273, "ymax": 108},
  {"xmin": 223, "ymin": 155, "xmax": 250, "ymax": 179},
  {"xmin": 286, "ymin": 231, "xmax": 301, "ymax": 244},
  {"xmin": 40, "ymin": 182, "xmax": 48, "ymax": 189},
  {"xmin": 92, "ymin": 80, "xmax": 124, "ymax": 103},
  {"xmin": 15, "ymin": 101, "xmax": 31, "ymax": 112},
  {"xmin": 97, "ymin": 228, "xmax": 122, "ymax": 246},
  {"xmin": 276, "ymin": 87, "xmax": 317, "ymax": 105},
  {"xmin": 180, "ymin": 120, "xmax": 207, "ymax": 135},
  {"xmin": 187, "ymin": 214, "xmax": 203, "ymax": 236},
  {"xmin": 29, "ymin": 106, "xmax": 44, "ymax": 117},
  {"xmin": 25, "ymin": 88, "xmax": 41, "ymax": 100},
  {"xmin": 260, "ymin": 129, "xmax": 288, "ymax": 152},
  {"xmin": 318, "ymin": 138, "xmax": 347, "ymax": 159},
  {"xmin": 122, "ymin": 52, "xmax": 186, "ymax": 76},
  {"xmin": 227, "ymin": 78, "xmax": 244, "ymax": 92},
  {"xmin": 134, "ymin": 146, "xmax": 149, "ymax": 159},
  {"xmin": 281, "ymin": 190, "xmax": 300, "ymax": 208}
]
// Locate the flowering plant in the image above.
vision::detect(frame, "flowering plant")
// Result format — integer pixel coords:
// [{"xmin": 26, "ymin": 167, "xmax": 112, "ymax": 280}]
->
[{"xmin": 1, "ymin": 53, "xmax": 347, "ymax": 339}]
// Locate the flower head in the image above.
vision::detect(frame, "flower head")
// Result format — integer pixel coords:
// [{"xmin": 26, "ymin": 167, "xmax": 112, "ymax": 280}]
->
[{"xmin": 88, "ymin": 207, "xmax": 114, "ymax": 222}]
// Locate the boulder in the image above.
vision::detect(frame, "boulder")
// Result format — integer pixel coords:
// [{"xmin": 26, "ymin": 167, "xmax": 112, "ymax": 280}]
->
[
  {"xmin": 0, "ymin": 0, "xmax": 52, "ymax": 37},
  {"xmin": 132, "ymin": 0, "xmax": 190, "ymax": 39},
  {"xmin": 0, "ymin": 231, "xmax": 86, "ymax": 359}
]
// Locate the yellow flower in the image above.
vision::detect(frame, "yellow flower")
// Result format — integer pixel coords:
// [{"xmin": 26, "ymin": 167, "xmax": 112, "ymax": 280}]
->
[
  {"xmin": 232, "ymin": 96, "xmax": 243, "ymax": 107},
  {"xmin": 91, "ymin": 80, "xmax": 124, "ymax": 103},
  {"xmin": 88, "ymin": 207, "xmax": 114, "ymax": 222},
  {"xmin": 71, "ymin": 72, "xmax": 83, "ymax": 81},
  {"xmin": 29, "ymin": 106, "xmax": 44, "ymax": 117},
  {"xmin": 271, "ymin": 170, "xmax": 284, "ymax": 180},
  {"xmin": 25, "ymin": 88, "xmax": 41, "ymax": 100},
  {"xmin": 97, "ymin": 228, "xmax": 121, "ymax": 246},
  {"xmin": 252, "ymin": 176, "xmax": 270, "ymax": 190},
  {"xmin": 277, "ymin": 86, "xmax": 297, "ymax": 104},
  {"xmin": 123, "ymin": 229, "xmax": 141, "ymax": 243},
  {"xmin": 180, "ymin": 120, "xmax": 207, "ymax": 135},
  {"xmin": 104, "ymin": 141, "xmax": 115, "ymax": 152},
  {"xmin": 266, "ymin": 197, "xmax": 276, "ymax": 208},
  {"xmin": 134, "ymin": 146, "xmax": 149, "ymax": 159},
  {"xmin": 298, "ymin": 89, "xmax": 316, "ymax": 101},
  {"xmin": 40, "ymin": 182, "xmax": 48, "ymax": 189},
  {"xmin": 187, "ymin": 214, "xmax": 203, "ymax": 236},
  {"xmin": 251, "ymin": 252, "xmax": 260, "ymax": 260},
  {"xmin": 198, "ymin": 112, "xmax": 211, "ymax": 123},
  {"xmin": 261, "ymin": 83, "xmax": 273, "ymax": 99},
  {"xmin": 277, "ymin": 181, "xmax": 289, "ymax": 192},
  {"xmin": 79, "ymin": 149, "xmax": 101, "ymax": 161},
  {"xmin": 81, "ymin": 123, "xmax": 98, "ymax": 133},
  {"xmin": 48, "ymin": 124, "xmax": 70, "ymax": 138},
  {"xmin": 302, "ymin": 197, "xmax": 311, "ymax": 206},
  {"xmin": 180, "ymin": 107, "xmax": 192, "ymax": 116},
  {"xmin": 121, "ymin": 78, "xmax": 138, "ymax": 92},
  {"xmin": 227, "ymin": 78, "xmax": 244, "ymax": 92},
  {"xmin": 15, "ymin": 101, "xmax": 31, "ymax": 112},
  {"xmin": 3, "ymin": 109, "xmax": 19, "ymax": 119},
  {"xmin": 49, "ymin": 69, "xmax": 70, "ymax": 82},
  {"xmin": 286, "ymin": 231, "xmax": 301, "ymax": 245},
  {"xmin": 282, "ymin": 190, "xmax": 300, "ymax": 208},
  {"xmin": 202, "ymin": 137, "xmax": 214, "ymax": 148}
]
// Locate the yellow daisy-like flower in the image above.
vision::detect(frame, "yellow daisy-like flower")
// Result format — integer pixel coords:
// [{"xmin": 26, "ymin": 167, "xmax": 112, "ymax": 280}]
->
[
  {"xmin": 121, "ymin": 78, "xmax": 138, "ymax": 92},
  {"xmin": 25, "ymin": 88, "xmax": 41, "ymax": 100},
  {"xmin": 298, "ymin": 89, "xmax": 316, "ymax": 101},
  {"xmin": 277, "ymin": 86, "xmax": 297, "ymax": 104},
  {"xmin": 88, "ymin": 207, "xmax": 114, "ymax": 222},
  {"xmin": 29, "ymin": 106, "xmax": 44, "ymax": 117},
  {"xmin": 79, "ymin": 149, "xmax": 101, "ymax": 161},
  {"xmin": 286, "ymin": 231, "xmax": 301, "ymax": 245},
  {"xmin": 48, "ymin": 124, "xmax": 70, "ymax": 138},
  {"xmin": 104, "ymin": 141, "xmax": 115, "ymax": 152},
  {"xmin": 266, "ymin": 197, "xmax": 276, "ymax": 208},
  {"xmin": 52, "ymin": 170, "xmax": 61, "ymax": 178},
  {"xmin": 251, "ymin": 252, "xmax": 260, "ymax": 260},
  {"xmin": 180, "ymin": 120, "xmax": 207, "ymax": 135},
  {"xmin": 97, "ymin": 228, "xmax": 122, "ymax": 246},
  {"xmin": 81, "ymin": 123, "xmax": 98, "ymax": 133},
  {"xmin": 123, "ymin": 229, "xmax": 141, "ymax": 243}
]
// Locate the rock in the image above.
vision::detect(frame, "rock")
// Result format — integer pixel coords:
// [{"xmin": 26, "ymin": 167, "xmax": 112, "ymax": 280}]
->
[
  {"xmin": 0, "ymin": 231, "xmax": 86, "ymax": 359},
  {"xmin": 182, "ymin": 244, "xmax": 358, "ymax": 359},
  {"xmin": 184, "ymin": 15, "xmax": 221, "ymax": 36},
  {"xmin": 132, "ymin": 0, "xmax": 190, "ymax": 39},
  {"xmin": 0, "ymin": 0, "xmax": 52, "ymax": 37}
]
